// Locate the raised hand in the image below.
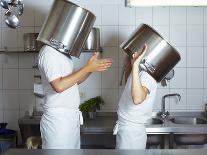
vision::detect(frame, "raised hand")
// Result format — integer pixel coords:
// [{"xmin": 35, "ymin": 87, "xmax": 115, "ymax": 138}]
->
[
  {"xmin": 131, "ymin": 44, "xmax": 148, "ymax": 67},
  {"xmin": 85, "ymin": 52, "xmax": 113, "ymax": 72}
]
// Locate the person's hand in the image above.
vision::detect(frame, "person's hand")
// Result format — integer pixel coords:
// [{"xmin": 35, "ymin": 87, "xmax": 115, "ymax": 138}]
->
[
  {"xmin": 131, "ymin": 44, "xmax": 147, "ymax": 67},
  {"xmin": 85, "ymin": 52, "xmax": 113, "ymax": 72}
]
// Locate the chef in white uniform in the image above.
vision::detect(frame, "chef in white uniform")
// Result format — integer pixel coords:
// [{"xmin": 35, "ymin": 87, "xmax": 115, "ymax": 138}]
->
[
  {"xmin": 38, "ymin": 45, "xmax": 112, "ymax": 149},
  {"xmin": 113, "ymin": 44, "xmax": 157, "ymax": 149}
]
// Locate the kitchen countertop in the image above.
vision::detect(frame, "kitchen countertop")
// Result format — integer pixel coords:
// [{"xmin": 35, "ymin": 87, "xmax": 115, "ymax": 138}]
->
[
  {"xmin": 18, "ymin": 112, "xmax": 207, "ymax": 134},
  {"xmin": 4, "ymin": 149, "xmax": 207, "ymax": 155}
]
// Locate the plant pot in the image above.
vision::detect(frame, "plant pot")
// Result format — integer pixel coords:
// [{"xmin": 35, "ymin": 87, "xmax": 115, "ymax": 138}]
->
[{"xmin": 88, "ymin": 112, "xmax": 96, "ymax": 119}]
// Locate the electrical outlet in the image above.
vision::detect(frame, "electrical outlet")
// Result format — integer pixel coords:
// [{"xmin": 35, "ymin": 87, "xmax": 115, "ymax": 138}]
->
[{"xmin": 79, "ymin": 92, "xmax": 86, "ymax": 99}]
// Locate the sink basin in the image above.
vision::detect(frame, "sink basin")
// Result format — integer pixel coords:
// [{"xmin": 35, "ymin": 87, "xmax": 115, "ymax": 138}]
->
[
  {"xmin": 146, "ymin": 118, "xmax": 164, "ymax": 125},
  {"xmin": 169, "ymin": 116, "xmax": 207, "ymax": 146},
  {"xmin": 170, "ymin": 117, "xmax": 207, "ymax": 124},
  {"xmin": 146, "ymin": 118, "xmax": 164, "ymax": 148}
]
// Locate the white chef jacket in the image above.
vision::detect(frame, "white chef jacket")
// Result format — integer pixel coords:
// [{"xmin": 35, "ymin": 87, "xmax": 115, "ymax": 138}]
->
[
  {"xmin": 117, "ymin": 71, "xmax": 157, "ymax": 124},
  {"xmin": 38, "ymin": 45, "xmax": 80, "ymax": 110},
  {"xmin": 38, "ymin": 45, "xmax": 82, "ymax": 149},
  {"xmin": 114, "ymin": 71, "xmax": 157, "ymax": 149}
]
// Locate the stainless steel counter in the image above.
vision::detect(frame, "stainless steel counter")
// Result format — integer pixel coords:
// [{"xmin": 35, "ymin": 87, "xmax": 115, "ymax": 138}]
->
[
  {"xmin": 18, "ymin": 112, "xmax": 207, "ymax": 134},
  {"xmin": 4, "ymin": 149, "xmax": 207, "ymax": 155}
]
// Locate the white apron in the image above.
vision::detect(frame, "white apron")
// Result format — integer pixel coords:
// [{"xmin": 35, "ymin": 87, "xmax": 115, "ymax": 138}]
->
[
  {"xmin": 40, "ymin": 108, "xmax": 83, "ymax": 149},
  {"xmin": 113, "ymin": 120, "xmax": 147, "ymax": 149}
]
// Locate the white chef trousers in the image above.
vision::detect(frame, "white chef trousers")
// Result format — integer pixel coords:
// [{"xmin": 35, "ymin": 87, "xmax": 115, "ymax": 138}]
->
[
  {"xmin": 113, "ymin": 121, "xmax": 147, "ymax": 149},
  {"xmin": 40, "ymin": 108, "xmax": 83, "ymax": 149}
]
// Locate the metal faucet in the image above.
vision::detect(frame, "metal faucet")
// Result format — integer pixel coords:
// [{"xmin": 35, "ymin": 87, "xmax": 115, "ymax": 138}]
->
[{"xmin": 158, "ymin": 93, "xmax": 181, "ymax": 119}]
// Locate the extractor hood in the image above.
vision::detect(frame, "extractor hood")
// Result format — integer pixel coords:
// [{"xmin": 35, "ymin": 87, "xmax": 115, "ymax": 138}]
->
[{"xmin": 126, "ymin": 0, "xmax": 207, "ymax": 7}]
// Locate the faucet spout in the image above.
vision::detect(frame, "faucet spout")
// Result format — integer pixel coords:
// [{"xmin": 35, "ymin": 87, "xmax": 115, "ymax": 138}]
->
[{"xmin": 159, "ymin": 93, "xmax": 181, "ymax": 119}]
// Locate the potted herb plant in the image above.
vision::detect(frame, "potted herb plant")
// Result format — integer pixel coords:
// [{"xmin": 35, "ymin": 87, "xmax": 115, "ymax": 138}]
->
[{"xmin": 79, "ymin": 96, "xmax": 104, "ymax": 119}]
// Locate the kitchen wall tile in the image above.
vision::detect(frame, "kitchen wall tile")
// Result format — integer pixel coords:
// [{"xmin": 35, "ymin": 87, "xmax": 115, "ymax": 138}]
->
[
  {"xmin": 169, "ymin": 89, "xmax": 187, "ymax": 111},
  {"xmin": 187, "ymin": 7, "xmax": 204, "ymax": 25},
  {"xmin": 153, "ymin": 25, "xmax": 170, "ymax": 42},
  {"xmin": 19, "ymin": 69, "xmax": 34, "ymax": 89},
  {"xmin": 0, "ymin": 90, "xmax": 3, "ymax": 110},
  {"xmin": 170, "ymin": 68, "xmax": 187, "ymax": 89},
  {"xmin": 4, "ymin": 110, "xmax": 19, "ymax": 130},
  {"xmin": 0, "ymin": 69, "xmax": 2, "ymax": 89},
  {"xmin": 102, "ymin": 67, "xmax": 119, "ymax": 89},
  {"xmin": 203, "ymin": 89, "xmax": 207, "ymax": 105},
  {"xmin": 33, "ymin": 0, "xmax": 53, "ymax": 26},
  {"xmin": 80, "ymin": 72, "xmax": 101, "ymax": 89},
  {"xmin": 187, "ymin": 25, "xmax": 203, "ymax": 46},
  {"xmin": 118, "ymin": 26, "xmax": 136, "ymax": 46},
  {"xmin": 0, "ymin": 55, "xmax": 3, "ymax": 68},
  {"xmin": 187, "ymin": 68, "xmax": 203, "ymax": 88},
  {"xmin": 19, "ymin": 54, "xmax": 35, "ymax": 68},
  {"xmin": 102, "ymin": 46, "xmax": 118, "ymax": 67},
  {"xmin": 0, "ymin": 28, "xmax": 2, "ymax": 49},
  {"xmin": 73, "ymin": 54, "xmax": 85, "ymax": 69},
  {"xmin": 19, "ymin": 90, "xmax": 35, "ymax": 111},
  {"xmin": 34, "ymin": 27, "xmax": 42, "ymax": 33},
  {"xmin": 3, "ymin": 69, "xmax": 18, "ymax": 89},
  {"xmin": 170, "ymin": 7, "xmax": 186, "ymax": 25},
  {"xmin": 118, "ymin": 48, "xmax": 127, "ymax": 68},
  {"xmin": 204, "ymin": 68, "xmax": 207, "ymax": 88},
  {"xmin": 135, "ymin": 7, "xmax": 153, "ymax": 26},
  {"xmin": 170, "ymin": 25, "xmax": 186, "ymax": 46},
  {"xmin": 86, "ymin": 4, "xmax": 102, "ymax": 26},
  {"xmin": 204, "ymin": 26, "xmax": 207, "ymax": 46},
  {"xmin": 2, "ymin": 28, "xmax": 18, "ymax": 48},
  {"xmin": 102, "ymin": 26, "xmax": 118, "ymax": 47},
  {"xmin": 3, "ymin": 90, "xmax": 19, "ymax": 110},
  {"xmin": 18, "ymin": 0, "xmax": 35, "ymax": 26},
  {"xmin": 204, "ymin": 47, "xmax": 207, "ymax": 67},
  {"xmin": 118, "ymin": 5, "xmax": 135, "ymax": 26},
  {"xmin": 153, "ymin": 88, "xmax": 170, "ymax": 111},
  {"xmin": 17, "ymin": 27, "xmax": 35, "ymax": 48},
  {"xmin": 187, "ymin": 47, "xmax": 204, "ymax": 67},
  {"xmin": 187, "ymin": 89, "xmax": 204, "ymax": 110},
  {"xmin": 174, "ymin": 47, "xmax": 186, "ymax": 68},
  {"xmin": 102, "ymin": 4, "xmax": 118, "ymax": 25},
  {"xmin": 101, "ymin": 88, "xmax": 119, "ymax": 111},
  {"xmin": 83, "ymin": 88, "xmax": 102, "ymax": 102},
  {"xmin": 0, "ymin": 110, "xmax": 3, "ymax": 122},
  {"xmin": 3, "ymin": 54, "xmax": 18, "ymax": 69},
  {"xmin": 153, "ymin": 7, "xmax": 169, "ymax": 25}
]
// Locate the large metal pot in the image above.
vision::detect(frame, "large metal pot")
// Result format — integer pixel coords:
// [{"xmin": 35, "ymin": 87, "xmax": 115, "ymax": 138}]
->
[
  {"xmin": 82, "ymin": 27, "xmax": 102, "ymax": 52},
  {"xmin": 37, "ymin": 0, "xmax": 96, "ymax": 58},
  {"xmin": 120, "ymin": 24, "xmax": 181, "ymax": 82}
]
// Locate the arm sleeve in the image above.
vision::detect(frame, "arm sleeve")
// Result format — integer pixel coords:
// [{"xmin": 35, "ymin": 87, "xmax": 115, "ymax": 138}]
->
[
  {"xmin": 140, "ymin": 71, "xmax": 157, "ymax": 93},
  {"xmin": 39, "ymin": 53, "xmax": 63, "ymax": 82}
]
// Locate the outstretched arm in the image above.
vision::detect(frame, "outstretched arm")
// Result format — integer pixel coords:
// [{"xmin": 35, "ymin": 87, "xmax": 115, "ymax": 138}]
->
[{"xmin": 50, "ymin": 52, "xmax": 112, "ymax": 93}]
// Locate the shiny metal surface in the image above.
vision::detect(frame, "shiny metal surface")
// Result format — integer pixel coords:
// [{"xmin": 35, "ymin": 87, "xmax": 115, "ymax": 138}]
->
[
  {"xmin": 145, "ymin": 118, "xmax": 163, "ymax": 125},
  {"xmin": 83, "ymin": 27, "xmax": 101, "ymax": 52},
  {"xmin": 23, "ymin": 33, "xmax": 38, "ymax": 51},
  {"xmin": 158, "ymin": 94, "xmax": 181, "ymax": 119},
  {"xmin": 170, "ymin": 117, "xmax": 207, "ymax": 125},
  {"xmin": 5, "ymin": 13, "xmax": 20, "ymax": 29},
  {"xmin": 37, "ymin": 0, "xmax": 96, "ymax": 58},
  {"xmin": 120, "ymin": 24, "xmax": 181, "ymax": 82},
  {"xmin": 5, "ymin": 149, "xmax": 207, "ymax": 155}
]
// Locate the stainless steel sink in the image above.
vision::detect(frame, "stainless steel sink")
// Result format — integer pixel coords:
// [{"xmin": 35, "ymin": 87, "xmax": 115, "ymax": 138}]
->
[
  {"xmin": 146, "ymin": 118, "xmax": 164, "ymax": 148},
  {"xmin": 170, "ymin": 117, "xmax": 207, "ymax": 124},
  {"xmin": 146, "ymin": 118, "xmax": 164, "ymax": 125},
  {"xmin": 169, "ymin": 117, "xmax": 207, "ymax": 145}
]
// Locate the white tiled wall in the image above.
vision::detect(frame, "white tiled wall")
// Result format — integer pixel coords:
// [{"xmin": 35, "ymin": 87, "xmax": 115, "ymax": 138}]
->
[{"xmin": 0, "ymin": 0, "xmax": 207, "ymax": 131}]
